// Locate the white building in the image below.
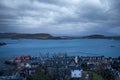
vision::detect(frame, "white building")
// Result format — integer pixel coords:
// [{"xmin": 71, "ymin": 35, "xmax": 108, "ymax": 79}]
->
[
  {"xmin": 71, "ymin": 69, "xmax": 82, "ymax": 78},
  {"xmin": 25, "ymin": 63, "xmax": 31, "ymax": 68}
]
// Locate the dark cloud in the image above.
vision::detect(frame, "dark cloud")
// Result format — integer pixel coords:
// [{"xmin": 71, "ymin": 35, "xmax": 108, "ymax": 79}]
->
[{"xmin": 0, "ymin": 0, "xmax": 120, "ymax": 36}]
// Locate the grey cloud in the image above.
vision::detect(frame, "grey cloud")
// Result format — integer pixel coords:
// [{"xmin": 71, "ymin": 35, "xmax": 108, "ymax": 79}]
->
[{"xmin": 0, "ymin": 0, "xmax": 120, "ymax": 36}]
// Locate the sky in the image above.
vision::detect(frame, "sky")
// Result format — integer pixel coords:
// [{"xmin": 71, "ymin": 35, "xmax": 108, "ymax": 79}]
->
[{"xmin": 0, "ymin": 0, "xmax": 120, "ymax": 36}]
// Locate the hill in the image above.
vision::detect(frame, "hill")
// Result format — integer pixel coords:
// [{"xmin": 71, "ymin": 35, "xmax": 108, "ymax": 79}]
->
[
  {"xmin": 0, "ymin": 33, "xmax": 120, "ymax": 40},
  {"xmin": 0, "ymin": 33, "xmax": 61, "ymax": 39},
  {"xmin": 81, "ymin": 34, "xmax": 120, "ymax": 40}
]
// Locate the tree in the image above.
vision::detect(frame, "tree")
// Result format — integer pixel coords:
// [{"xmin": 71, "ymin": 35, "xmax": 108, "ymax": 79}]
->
[{"xmin": 28, "ymin": 68, "xmax": 50, "ymax": 80}]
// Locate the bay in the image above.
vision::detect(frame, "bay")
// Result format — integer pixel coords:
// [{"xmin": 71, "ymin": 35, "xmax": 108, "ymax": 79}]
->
[{"xmin": 0, "ymin": 39, "xmax": 120, "ymax": 60}]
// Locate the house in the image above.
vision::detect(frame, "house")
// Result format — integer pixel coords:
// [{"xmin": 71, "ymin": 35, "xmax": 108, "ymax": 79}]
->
[
  {"xmin": 17, "ymin": 62, "xmax": 25, "ymax": 69},
  {"xmin": 31, "ymin": 62, "xmax": 39, "ymax": 68},
  {"xmin": 24, "ymin": 67, "xmax": 35, "ymax": 75},
  {"xmin": 71, "ymin": 69, "xmax": 82, "ymax": 78},
  {"xmin": 20, "ymin": 55, "xmax": 31, "ymax": 63},
  {"xmin": 25, "ymin": 63, "xmax": 31, "ymax": 68},
  {"xmin": 28, "ymin": 68, "xmax": 36, "ymax": 75},
  {"xmin": 25, "ymin": 55, "xmax": 31, "ymax": 60},
  {"xmin": 14, "ymin": 57, "xmax": 21, "ymax": 63},
  {"xmin": 69, "ymin": 59, "xmax": 76, "ymax": 67}
]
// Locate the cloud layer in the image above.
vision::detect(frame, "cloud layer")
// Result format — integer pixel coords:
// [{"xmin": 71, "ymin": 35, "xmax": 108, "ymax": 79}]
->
[{"xmin": 0, "ymin": 0, "xmax": 120, "ymax": 36}]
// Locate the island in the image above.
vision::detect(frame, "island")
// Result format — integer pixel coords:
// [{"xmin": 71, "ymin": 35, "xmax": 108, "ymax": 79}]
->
[{"xmin": 0, "ymin": 42, "xmax": 6, "ymax": 46}]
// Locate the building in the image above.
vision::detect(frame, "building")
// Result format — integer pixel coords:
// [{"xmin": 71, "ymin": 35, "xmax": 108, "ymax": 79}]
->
[
  {"xmin": 71, "ymin": 69, "xmax": 82, "ymax": 78},
  {"xmin": 14, "ymin": 57, "xmax": 21, "ymax": 63}
]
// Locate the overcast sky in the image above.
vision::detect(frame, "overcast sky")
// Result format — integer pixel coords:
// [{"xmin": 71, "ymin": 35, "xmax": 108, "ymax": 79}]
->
[{"xmin": 0, "ymin": 0, "xmax": 120, "ymax": 36}]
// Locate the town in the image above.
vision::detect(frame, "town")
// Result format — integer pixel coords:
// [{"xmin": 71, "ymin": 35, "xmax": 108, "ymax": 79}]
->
[{"xmin": 0, "ymin": 54, "xmax": 120, "ymax": 80}]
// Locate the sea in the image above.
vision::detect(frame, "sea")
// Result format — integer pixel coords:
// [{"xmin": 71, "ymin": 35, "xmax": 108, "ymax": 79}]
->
[{"xmin": 0, "ymin": 39, "xmax": 120, "ymax": 60}]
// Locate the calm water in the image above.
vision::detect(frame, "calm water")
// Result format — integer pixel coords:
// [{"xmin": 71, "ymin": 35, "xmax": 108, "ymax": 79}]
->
[{"xmin": 0, "ymin": 39, "xmax": 120, "ymax": 60}]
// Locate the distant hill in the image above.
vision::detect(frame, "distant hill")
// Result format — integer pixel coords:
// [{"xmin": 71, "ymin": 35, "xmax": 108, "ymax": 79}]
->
[
  {"xmin": 0, "ymin": 33, "xmax": 120, "ymax": 40},
  {"xmin": 62, "ymin": 34, "xmax": 120, "ymax": 40},
  {"xmin": 81, "ymin": 34, "xmax": 120, "ymax": 40},
  {"xmin": 0, "ymin": 33, "xmax": 61, "ymax": 39},
  {"xmin": 81, "ymin": 34, "xmax": 105, "ymax": 38}
]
